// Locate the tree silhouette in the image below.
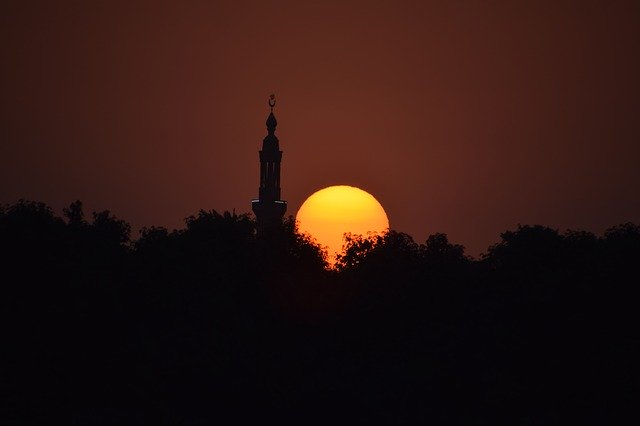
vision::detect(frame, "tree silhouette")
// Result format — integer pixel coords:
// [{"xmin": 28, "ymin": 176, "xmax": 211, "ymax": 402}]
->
[
  {"xmin": 2, "ymin": 199, "xmax": 638, "ymax": 424},
  {"xmin": 422, "ymin": 232, "xmax": 467, "ymax": 266},
  {"xmin": 63, "ymin": 199, "xmax": 85, "ymax": 226}
]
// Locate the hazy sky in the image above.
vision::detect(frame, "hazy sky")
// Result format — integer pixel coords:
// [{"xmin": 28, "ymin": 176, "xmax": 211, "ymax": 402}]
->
[{"xmin": 1, "ymin": 1, "xmax": 639, "ymax": 256}]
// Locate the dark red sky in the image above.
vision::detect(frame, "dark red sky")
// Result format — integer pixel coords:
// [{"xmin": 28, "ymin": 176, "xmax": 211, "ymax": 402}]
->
[{"xmin": 1, "ymin": 1, "xmax": 639, "ymax": 256}]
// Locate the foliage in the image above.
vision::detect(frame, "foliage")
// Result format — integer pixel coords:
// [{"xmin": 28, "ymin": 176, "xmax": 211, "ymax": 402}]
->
[{"xmin": 2, "ymin": 199, "xmax": 638, "ymax": 424}]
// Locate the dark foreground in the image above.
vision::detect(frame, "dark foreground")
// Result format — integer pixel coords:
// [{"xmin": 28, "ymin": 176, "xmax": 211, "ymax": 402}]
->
[{"xmin": 2, "ymin": 200, "xmax": 638, "ymax": 424}]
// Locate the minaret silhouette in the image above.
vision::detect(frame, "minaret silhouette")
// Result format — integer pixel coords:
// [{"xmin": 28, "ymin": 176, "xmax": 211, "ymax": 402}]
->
[{"xmin": 252, "ymin": 95, "xmax": 287, "ymax": 230}]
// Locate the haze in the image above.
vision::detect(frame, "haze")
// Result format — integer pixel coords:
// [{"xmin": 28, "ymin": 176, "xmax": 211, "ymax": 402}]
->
[{"xmin": 1, "ymin": 1, "xmax": 639, "ymax": 256}]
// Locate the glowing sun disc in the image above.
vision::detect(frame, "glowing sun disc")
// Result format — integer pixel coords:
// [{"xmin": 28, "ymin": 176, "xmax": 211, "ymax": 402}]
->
[{"xmin": 296, "ymin": 185, "xmax": 389, "ymax": 263}]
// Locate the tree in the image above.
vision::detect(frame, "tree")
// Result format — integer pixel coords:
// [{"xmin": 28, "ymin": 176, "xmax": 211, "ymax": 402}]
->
[
  {"xmin": 63, "ymin": 200, "xmax": 86, "ymax": 227},
  {"xmin": 91, "ymin": 210, "xmax": 131, "ymax": 245},
  {"xmin": 422, "ymin": 232, "xmax": 467, "ymax": 267},
  {"xmin": 483, "ymin": 225, "xmax": 563, "ymax": 276}
]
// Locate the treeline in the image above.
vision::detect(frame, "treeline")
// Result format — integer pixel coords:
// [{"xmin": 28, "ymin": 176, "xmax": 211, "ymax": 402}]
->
[{"xmin": 2, "ymin": 199, "xmax": 638, "ymax": 424}]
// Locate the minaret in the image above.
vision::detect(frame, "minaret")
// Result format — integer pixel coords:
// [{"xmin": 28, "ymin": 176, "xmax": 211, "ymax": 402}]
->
[{"xmin": 252, "ymin": 95, "xmax": 287, "ymax": 229}]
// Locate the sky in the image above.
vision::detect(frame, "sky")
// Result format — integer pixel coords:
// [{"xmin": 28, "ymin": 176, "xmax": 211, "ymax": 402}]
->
[{"xmin": 1, "ymin": 1, "xmax": 639, "ymax": 256}]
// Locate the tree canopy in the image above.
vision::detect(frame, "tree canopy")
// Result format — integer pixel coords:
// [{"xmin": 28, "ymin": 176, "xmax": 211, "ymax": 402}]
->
[{"xmin": 2, "ymin": 199, "xmax": 637, "ymax": 424}]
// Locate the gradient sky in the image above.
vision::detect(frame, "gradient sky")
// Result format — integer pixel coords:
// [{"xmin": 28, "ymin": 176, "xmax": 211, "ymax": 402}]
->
[{"xmin": 1, "ymin": 1, "xmax": 639, "ymax": 256}]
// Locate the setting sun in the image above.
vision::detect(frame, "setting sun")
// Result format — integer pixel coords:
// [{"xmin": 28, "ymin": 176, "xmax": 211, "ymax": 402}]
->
[{"xmin": 296, "ymin": 185, "xmax": 389, "ymax": 263}]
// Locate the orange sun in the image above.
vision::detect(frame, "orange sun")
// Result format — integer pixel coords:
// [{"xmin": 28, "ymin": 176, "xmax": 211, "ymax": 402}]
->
[{"xmin": 296, "ymin": 185, "xmax": 389, "ymax": 263}]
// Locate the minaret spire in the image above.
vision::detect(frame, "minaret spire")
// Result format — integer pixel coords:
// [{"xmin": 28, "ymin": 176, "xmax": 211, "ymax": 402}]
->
[
  {"xmin": 266, "ymin": 95, "xmax": 277, "ymax": 135},
  {"xmin": 252, "ymin": 95, "xmax": 287, "ymax": 231},
  {"xmin": 269, "ymin": 93, "xmax": 276, "ymax": 111}
]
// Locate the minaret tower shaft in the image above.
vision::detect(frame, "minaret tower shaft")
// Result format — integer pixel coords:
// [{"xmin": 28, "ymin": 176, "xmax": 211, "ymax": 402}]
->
[{"xmin": 252, "ymin": 95, "xmax": 287, "ymax": 228}]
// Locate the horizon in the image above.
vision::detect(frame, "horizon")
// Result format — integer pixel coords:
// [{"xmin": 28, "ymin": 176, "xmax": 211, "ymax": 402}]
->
[
  {"xmin": 2, "ymin": 1, "xmax": 639, "ymax": 257},
  {"xmin": 3, "ymin": 3, "xmax": 639, "ymax": 422},
  {"xmin": 2, "ymin": 197, "xmax": 635, "ymax": 261}
]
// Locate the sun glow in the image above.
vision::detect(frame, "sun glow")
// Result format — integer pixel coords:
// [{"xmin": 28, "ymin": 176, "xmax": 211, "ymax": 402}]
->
[{"xmin": 296, "ymin": 185, "xmax": 389, "ymax": 264}]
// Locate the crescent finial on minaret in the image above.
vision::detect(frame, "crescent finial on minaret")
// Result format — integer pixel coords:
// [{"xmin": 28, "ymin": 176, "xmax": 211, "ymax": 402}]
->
[{"xmin": 266, "ymin": 94, "xmax": 277, "ymax": 133}]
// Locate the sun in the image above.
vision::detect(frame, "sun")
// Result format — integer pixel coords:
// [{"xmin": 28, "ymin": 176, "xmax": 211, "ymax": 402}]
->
[{"xmin": 296, "ymin": 185, "xmax": 389, "ymax": 264}]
